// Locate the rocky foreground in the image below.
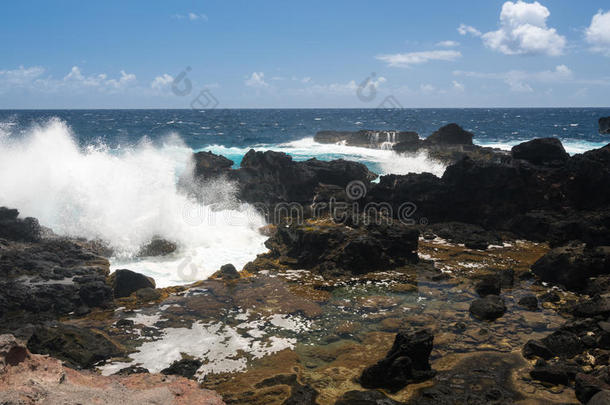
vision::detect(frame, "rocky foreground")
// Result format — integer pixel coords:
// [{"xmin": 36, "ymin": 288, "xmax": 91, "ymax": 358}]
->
[{"xmin": 1, "ymin": 122, "xmax": 610, "ymax": 404}]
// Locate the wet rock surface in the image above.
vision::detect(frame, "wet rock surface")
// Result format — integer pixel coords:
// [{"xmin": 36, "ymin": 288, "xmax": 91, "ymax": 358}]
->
[
  {"xmin": 469, "ymin": 295, "xmax": 507, "ymax": 321},
  {"xmin": 359, "ymin": 329, "xmax": 435, "ymax": 392}
]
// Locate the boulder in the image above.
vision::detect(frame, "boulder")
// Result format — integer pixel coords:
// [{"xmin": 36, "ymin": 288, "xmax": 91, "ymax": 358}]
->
[
  {"xmin": 530, "ymin": 365, "xmax": 570, "ymax": 385},
  {"xmin": 110, "ymin": 269, "xmax": 156, "ymax": 299},
  {"xmin": 359, "ymin": 329, "xmax": 435, "ymax": 392},
  {"xmin": 216, "ymin": 263, "xmax": 240, "ymax": 280},
  {"xmin": 27, "ymin": 323, "xmax": 123, "ymax": 369},
  {"xmin": 600, "ymin": 117, "xmax": 610, "ymax": 134},
  {"xmin": 0, "ymin": 207, "xmax": 41, "ymax": 242},
  {"xmin": 531, "ymin": 243, "xmax": 610, "ymax": 291},
  {"xmin": 138, "ymin": 238, "xmax": 177, "ymax": 257},
  {"xmin": 428, "ymin": 222, "xmax": 502, "ymax": 250},
  {"xmin": 518, "ymin": 295, "xmax": 539, "ymax": 310},
  {"xmin": 540, "ymin": 330, "xmax": 584, "ymax": 358},
  {"xmin": 192, "ymin": 150, "xmax": 234, "ymax": 179},
  {"xmin": 161, "ymin": 358, "xmax": 203, "ymax": 379},
  {"xmin": 511, "ymin": 138, "xmax": 569, "ymax": 166},
  {"xmin": 425, "ymin": 123, "xmax": 474, "ymax": 145},
  {"xmin": 469, "ymin": 295, "xmax": 506, "ymax": 321},
  {"xmin": 475, "ymin": 275, "xmax": 501, "ymax": 297}
]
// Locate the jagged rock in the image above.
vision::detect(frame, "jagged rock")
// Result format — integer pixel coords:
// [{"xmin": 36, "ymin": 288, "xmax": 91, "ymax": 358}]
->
[
  {"xmin": 226, "ymin": 150, "xmax": 377, "ymax": 214},
  {"xmin": 573, "ymin": 295, "xmax": 610, "ymax": 318},
  {"xmin": 0, "ymin": 236, "xmax": 113, "ymax": 324},
  {"xmin": 27, "ymin": 323, "xmax": 123, "ymax": 369},
  {"xmin": 0, "ymin": 207, "xmax": 41, "ymax": 242},
  {"xmin": 428, "ymin": 222, "xmax": 502, "ymax": 250},
  {"xmin": 541, "ymin": 330, "xmax": 584, "ymax": 359},
  {"xmin": 0, "ymin": 333, "xmax": 225, "ymax": 404},
  {"xmin": 247, "ymin": 220, "xmax": 418, "ymax": 275},
  {"xmin": 426, "ymin": 123, "xmax": 474, "ymax": 145},
  {"xmin": 600, "ymin": 117, "xmax": 610, "ymax": 134},
  {"xmin": 512, "ymin": 138, "xmax": 569, "ymax": 166},
  {"xmin": 475, "ymin": 275, "xmax": 502, "ymax": 297},
  {"xmin": 518, "ymin": 295, "xmax": 539, "ymax": 310},
  {"xmin": 161, "ymin": 359, "xmax": 203, "ymax": 379},
  {"xmin": 192, "ymin": 150, "xmax": 234, "ymax": 179},
  {"xmin": 532, "ymin": 243, "xmax": 610, "ymax": 291},
  {"xmin": 114, "ymin": 365, "xmax": 150, "ymax": 375},
  {"xmin": 314, "ymin": 130, "xmax": 418, "ymax": 148},
  {"xmin": 469, "ymin": 295, "xmax": 506, "ymax": 321},
  {"xmin": 110, "ymin": 269, "xmax": 156, "ymax": 299},
  {"xmin": 359, "ymin": 329, "xmax": 435, "ymax": 393},
  {"xmin": 138, "ymin": 238, "xmax": 177, "ymax": 257}
]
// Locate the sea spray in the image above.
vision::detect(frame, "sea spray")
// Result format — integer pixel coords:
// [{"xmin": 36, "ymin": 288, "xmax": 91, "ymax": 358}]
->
[{"xmin": 0, "ymin": 119, "xmax": 268, "ymax": 286}]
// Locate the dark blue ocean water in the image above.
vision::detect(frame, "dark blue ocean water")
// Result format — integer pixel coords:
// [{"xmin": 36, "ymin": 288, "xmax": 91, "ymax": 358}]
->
[{"xmin": 1, "ymin": 109, "xmax": 609, "ymax": 154}]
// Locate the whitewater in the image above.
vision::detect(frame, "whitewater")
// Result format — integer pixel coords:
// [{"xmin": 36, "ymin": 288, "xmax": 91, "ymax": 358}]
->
[{"xmin": 0, "ymin": 118, "xmax": 453, "ymax": 287}]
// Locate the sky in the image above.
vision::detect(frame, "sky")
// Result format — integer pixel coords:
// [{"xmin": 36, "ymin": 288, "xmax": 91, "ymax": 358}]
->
[{"xmin": 1, "ymin": 0, "xmax": 609, "ymax": 108}]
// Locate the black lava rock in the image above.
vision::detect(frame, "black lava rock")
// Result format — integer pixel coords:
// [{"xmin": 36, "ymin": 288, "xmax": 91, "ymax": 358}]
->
[{"xmin": 359, "ymin": 329, "xmax": 435, "ymax": 393}]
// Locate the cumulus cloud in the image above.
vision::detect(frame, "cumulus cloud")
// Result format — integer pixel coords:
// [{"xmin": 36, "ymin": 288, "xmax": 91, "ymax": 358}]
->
[
  {"xmin": 0, "ymin": 66, "xmax": 45, "ymax": 87},
  {"xmin": 458, "ymin": 24, "xmax": 482, "ymax": 37},
  {"xmin": 0, "ymin": 65, "xmax": 137, "ymax": 94},
  {"xmin": 245, "ymin": 72, "xmax": 269, "ymax": 88},
  {"xmin": 586, "ymin": 10, "xmax": 610, "ymax": 56},
  {"xmin": 481, "ymin": 1, "xmax": 566, "ymax": 56},
  {"xmin": 63, "ymin": 66, "xmax": 136, "ymax": 90},
  {"xmin": 376, "ymin": 50, "xmax": 462, "ymax": 68},
  {"xmin": 454, "ymin": 64, "xmax": 573, "ymax": 92},
  {"xmin": 436, "ymin": 40, "xmax": 460, "ymax": 47},
  {"xmin": 151, "ymin": 74, "xmax": 173, "ymax": 91}
]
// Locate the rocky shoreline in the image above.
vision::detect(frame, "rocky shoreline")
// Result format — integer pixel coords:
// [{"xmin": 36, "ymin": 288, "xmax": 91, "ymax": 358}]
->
[{"xmin": 1, "ymin": 122, "xmax": 610, "ymax": 404}]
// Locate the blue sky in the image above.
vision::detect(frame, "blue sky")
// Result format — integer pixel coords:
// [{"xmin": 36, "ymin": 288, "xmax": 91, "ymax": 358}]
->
[{"xmin": 1, "ymin": 0, "xmax": 609, "ymax": 108}]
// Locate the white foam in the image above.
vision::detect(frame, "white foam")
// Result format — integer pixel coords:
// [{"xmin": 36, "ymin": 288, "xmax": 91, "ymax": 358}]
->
[
  {"xmin": 0, "ymin": 119, "xmax": 268, "ymax": 287},
  {"xmin": 203, "ymin": 137, "xmax": 447, "ymax": 177},
  {"xmin": 476, "ymin": 139, "xmax": 608, "ymax": 156}
]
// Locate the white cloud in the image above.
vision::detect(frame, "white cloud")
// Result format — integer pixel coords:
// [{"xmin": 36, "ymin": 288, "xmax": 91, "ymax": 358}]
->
[
  {"xmin": 173, "ymin": 12, "xmax": 208, "ymax": 21},
  {"xmin": 586, "ymin": 10, "xmax": 610, "ymax": 56},
  {"xmin": 454, "ymin": 64, "xmax": 573, "ymax": 92},
  {"xmin": 151, "ymin": 74, "xmax": 173, "ymax": 91},
  {"xmin": 436, "ymin": 40, "xmax": 460, "ymax": 47},
  {"xmin": 452, "ymin": 80, "xmax": 465, "ymax": 91},
  {"xmin": 376, "ymin": 50, "xmax": 462, "ymax": 68},
  {"xmin": 481, "ymin": 1, "xmax": 566, "ymax": 56},
  {"xmin": 63, "ymin": 66, "xmax": 135, "ymax": 90},
  {"xmin": 458, "ymin": 24, "xmax": 482, "ymax": 37},
  {"xmin": 420, "ymin": 84, "xmax": 436, "ymax": 94},
  {"xmin": 0, "ymin": 65, "xmax": 137, "ymax": 94},
  {"xmin": 0, "ymin": 66, "xmax": 45, "ymax": 86},
  {"xmin": 245, "ymin": 72, "xmax": 269, "ymax": 88}
]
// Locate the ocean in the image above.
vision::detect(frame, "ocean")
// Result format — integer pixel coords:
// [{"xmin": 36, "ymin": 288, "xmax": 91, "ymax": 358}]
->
[{"xmin": 1, "ymin": 108, "xmax": 609, "ymax": 286}]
